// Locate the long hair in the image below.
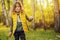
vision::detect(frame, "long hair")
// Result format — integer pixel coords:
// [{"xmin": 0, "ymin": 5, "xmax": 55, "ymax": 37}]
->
[{"xmin": 12, "ymin": 1, "xmax": 24, "ymax": 13}]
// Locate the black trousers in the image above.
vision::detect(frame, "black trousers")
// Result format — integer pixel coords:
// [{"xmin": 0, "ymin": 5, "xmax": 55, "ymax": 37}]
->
[{"xmin": 14, "ymin": 31, "xmax": 26, "ymax": 40}]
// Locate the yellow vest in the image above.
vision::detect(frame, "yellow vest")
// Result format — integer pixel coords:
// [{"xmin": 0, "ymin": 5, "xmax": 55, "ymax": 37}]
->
[{"xmin": 11, "ymin": 12, "xmax": 28, "ymax": 33}]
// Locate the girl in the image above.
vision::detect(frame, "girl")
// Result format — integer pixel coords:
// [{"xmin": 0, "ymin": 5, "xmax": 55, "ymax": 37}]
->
[{"xmin": 9, "ymin": 1, "xmax": 33, "ymax": 40}]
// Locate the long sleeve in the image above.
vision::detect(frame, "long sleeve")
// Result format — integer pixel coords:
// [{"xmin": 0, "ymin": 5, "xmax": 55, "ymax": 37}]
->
[
  {"xmin": 25, "ymin": 15, "xmax": 32, "ymax": 22},
  {"xmin": 26, "ymin": 15, "xmax": 29, "ymax": 20},
  {"xmin": 10, "ymin": 18, "xmax": 13, "ymax": 32}
]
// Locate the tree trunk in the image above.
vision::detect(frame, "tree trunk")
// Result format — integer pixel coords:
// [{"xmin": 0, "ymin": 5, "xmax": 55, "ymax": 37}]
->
[
  {"xmin": 54, "ymin": 0, "xmax": 60, "ymax": 32},
  {"xmin": 1, "ymin": 0, "xmax": 9, "ymax": 26},
  {"xmin": 39, "ymin": 0, "xmax": 46, "ymax": 30},
  {"xmin": 20, "ymin": 0, "xmax": 23, "ymax": 4},
  {"xmin": 32, "ymin": 0, "xmax": 35, "ymax": 29},
  {"xmin": 7, "ymin": 0, "xmax": 10, "ymax": 11}
]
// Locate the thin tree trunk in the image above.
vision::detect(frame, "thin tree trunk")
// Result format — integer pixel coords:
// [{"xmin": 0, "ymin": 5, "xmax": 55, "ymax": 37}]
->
[
  {"xmin": 20, "ymin": 0, "xmax": 23, "ymax": 4},
  {"xmin": 39, "ymin": 0, "xmax": 46, "ymax": 30},
  {"xmin": 7, "ymin": 0, "xmax": 10, "ymax": 27},
  {"xmin": 54, "ymin": 0, "xmax": 60, "ymax": 32},
  {"xmin": 13, "ymin": 0, "xmax": 17, "ymax": 3},
  {"xmin": 7, "ymin": 0, "xmax": 10, "ymax": 11},
  {"xmin": 47, "ymin": 0, "xmax": 50, "ymax": 27},
  {"xmin": 13, "ymin": 0, "xmax": 23, "ymax": 4},
  {"xmin": 1, "ymin": 0, "xmax": 8, "ymax": 26},
  {"xmin": 32, "ymin": 0, "xmax": 35, "ymax": 29}
]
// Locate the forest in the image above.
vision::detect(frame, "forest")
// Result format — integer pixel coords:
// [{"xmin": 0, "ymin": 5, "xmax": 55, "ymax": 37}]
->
[{"xmin": 0, "ymin": 0, "xmax": 60, "ymax": 40}]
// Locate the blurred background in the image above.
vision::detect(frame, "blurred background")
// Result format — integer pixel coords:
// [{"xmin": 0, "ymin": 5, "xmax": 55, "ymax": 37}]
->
[{"xmin": 0, "ymin": 0, "xmax": 60, "ymax": 40}]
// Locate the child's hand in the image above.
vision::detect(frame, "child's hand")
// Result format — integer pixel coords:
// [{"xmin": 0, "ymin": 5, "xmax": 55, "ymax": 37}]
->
[
  {"xmin": 9, "ymin": 32, "xmax": 12, "ymax": 37},
  {"xmin": 29, "ymin": 16, "xmax": 33, "ymax": 21}
]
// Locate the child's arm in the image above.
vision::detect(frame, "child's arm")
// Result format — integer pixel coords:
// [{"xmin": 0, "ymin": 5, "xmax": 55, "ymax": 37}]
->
[
  {"xmin": 26, "ymin": 15, "xmax": 33, "ymax": 22},
  {"xmin": 10, "ymin": 18, "xmax": 13, "ymax": 32},
  {"xmin": 9, "ymin": 18, "xmax": 13, "ymax": 37}
]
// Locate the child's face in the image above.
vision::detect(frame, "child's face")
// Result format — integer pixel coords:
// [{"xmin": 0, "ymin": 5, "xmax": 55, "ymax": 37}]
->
[{"xmin": 15, "ymin": 3, "xmax": 20, "ymax": 13}]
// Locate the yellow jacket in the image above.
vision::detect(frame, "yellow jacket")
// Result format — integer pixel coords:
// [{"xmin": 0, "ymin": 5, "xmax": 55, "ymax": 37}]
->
[{"xmin": 11, "ymin": 12, "xmax": 28, "ymax": 33}]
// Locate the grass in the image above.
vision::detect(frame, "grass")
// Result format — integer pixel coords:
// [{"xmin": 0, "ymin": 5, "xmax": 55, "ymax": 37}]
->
[{"xmin": 0, "ymin": 24, "xmax": 60, "ymax": 40}]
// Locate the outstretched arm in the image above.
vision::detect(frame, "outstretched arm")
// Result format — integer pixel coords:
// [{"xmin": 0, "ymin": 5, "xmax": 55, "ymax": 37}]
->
[{"xmin": 26, "ymin": 15, "xmax": 33, "ymax": 22}]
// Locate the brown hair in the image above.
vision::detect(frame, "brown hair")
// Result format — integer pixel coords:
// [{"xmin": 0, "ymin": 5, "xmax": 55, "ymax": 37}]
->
[{"xmin": 12, "ymin": 2, "xmax": 24, "ymax": 13}]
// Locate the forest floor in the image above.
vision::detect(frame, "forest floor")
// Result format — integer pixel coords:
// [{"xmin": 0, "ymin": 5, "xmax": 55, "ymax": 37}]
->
[{"xmin": 0, "ymin": 23, "xmax": 60, "ymax": 40}]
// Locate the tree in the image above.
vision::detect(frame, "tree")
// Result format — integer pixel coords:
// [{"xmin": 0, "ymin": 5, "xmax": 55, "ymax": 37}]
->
[
  {"xmin": 7, "ymin": 0, "xmax": 10, "ymax": 11},
  {"xmin": 39, "ymin": 0, "xmax": 46, "ymax": 30},
  {"xmin": 1, "ymin": 0, "xmax": 9, "ymax": 26},
  {"xmin": 20, "ymin": 0, "xmax": 23, "ymax": 4},
  {"xmin": 54, "ymin": 0, "xmax": 60, "ymax": 32},
  {"xmin": 32, "ymin": 0, "xmax": 35, "ymax": 29}
]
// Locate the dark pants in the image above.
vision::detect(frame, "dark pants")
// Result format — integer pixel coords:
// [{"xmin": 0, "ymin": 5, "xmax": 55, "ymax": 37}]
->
[{"xmin": 14, "ymin": 31, "xmax": 26, "ymax": 40}]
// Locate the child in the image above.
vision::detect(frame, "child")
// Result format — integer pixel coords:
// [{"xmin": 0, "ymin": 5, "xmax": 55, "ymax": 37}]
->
[{"xmin": 9, "ymin": 1, "xmax": 33, "ymax": 40}]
